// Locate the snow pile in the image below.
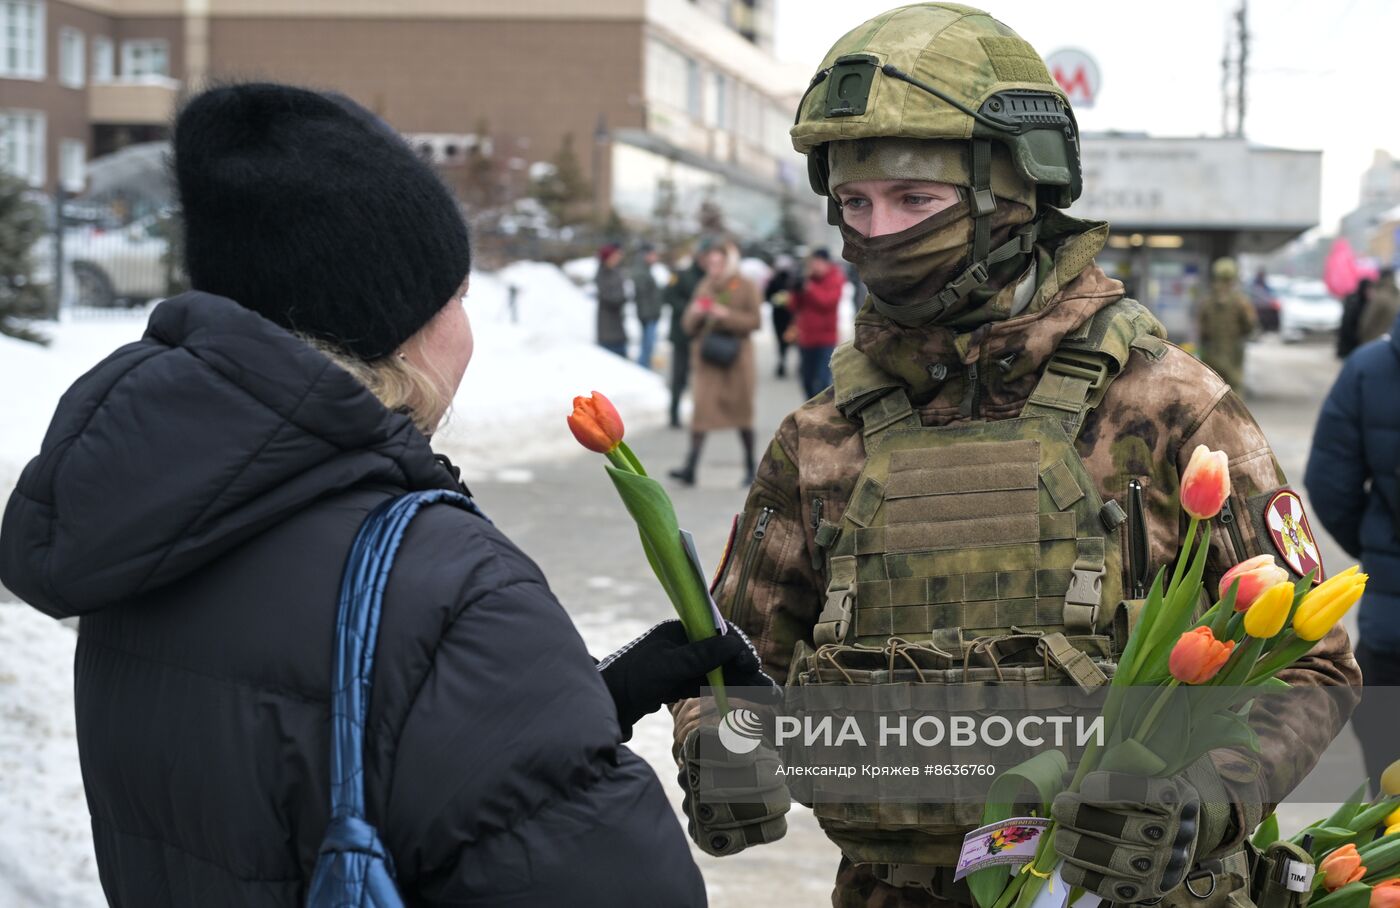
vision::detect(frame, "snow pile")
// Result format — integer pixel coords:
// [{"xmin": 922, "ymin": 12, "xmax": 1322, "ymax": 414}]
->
[
  {"xmin": 436, "ymin": 262, "xmax": 668, "ymax": 476},
  {"xmin": 0, "ymin": 608, "xmax": 102, "ymax": 907},
  {"xmin": 0, "ymin": 261, "xmax": 668, "ymax": 495}
]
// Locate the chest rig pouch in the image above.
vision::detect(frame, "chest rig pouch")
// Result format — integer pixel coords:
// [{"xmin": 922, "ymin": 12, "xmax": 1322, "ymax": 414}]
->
[{"xmin": 789, "ymin": 299, "xmax": 1165, "ymax": 869}]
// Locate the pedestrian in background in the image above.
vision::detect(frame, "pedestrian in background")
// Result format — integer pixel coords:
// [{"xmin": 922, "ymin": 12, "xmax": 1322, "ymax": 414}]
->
[
  {"xmin": 765, "ymin": 253, "xmax": 799, "ymax": 378},
  {"xmin": 632, "ymin": 244, "xmax": 663, "ymax": 369},
  {"xmin": 595, "ymin": 243, "xmax": 628, "ymax": 357},
  {"xmin": 0, "ymin": 82, "xmax": 764, "ymax": 906},
  {"xmin": 1196, "ymin": 256, "xmax": 1257, "ymax": 394},
  {"xmin": 663, "ymin": 250, "xmax": 705, "ymax": 428},
  {"xmin": 669, "ymin": 236, "xmax": 761, "ymax": 486},
  {"xmin": 1306, "ymin": 304, "xmax": 1400, "ymax": 787},
  {"xmin": 789, "ymin": 248, "xmax": 845, "ymax": 400},
  {"xmin": 1359, "ymin": 267, "xmax": 1400, "ymax": 346},
  {"xmin": 1338, "ymin": 277, "xmax": 1372, "ymax": 359}
]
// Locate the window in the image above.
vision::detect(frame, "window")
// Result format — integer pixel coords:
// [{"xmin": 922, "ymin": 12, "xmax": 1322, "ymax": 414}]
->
[
  {"xmin": 645, "ymin": 39, "xmax": 689, "ymax": 113},
  {"xmin": 122, "ymin": 40, "xmax": 169, "ymax": 78},
  {"xmin": 59, "ymin": 28, "xmax": 84, "ymax": 88},
  {"xmin": 0, "ymin": 110, "xmax": 46, "ymax": 187},
  {"xmin": 0, "ymin": 1, "xmax": 45, "ymax": 79},
  {"xmin": 59, "ymin": 139, "xmax": 84, "ymax": 192},
  {"xmin": 92, "ymin": 36, "xmax": 113, "ymax": 82},
  {"xmin": 705, "ymin": 71, "xmax": 729, "ymax": 129},
  {"xmin": 685, "ymin": 58, "xmax": 701, "ymax": 120}
]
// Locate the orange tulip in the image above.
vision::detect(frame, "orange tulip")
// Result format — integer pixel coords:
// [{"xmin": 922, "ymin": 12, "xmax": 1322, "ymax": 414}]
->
[
  {"xmin": 1168, "ymin": 626, "xmax": 1235, "ymax": 684},
  {"xmin": 1181, "ymin": 445, "xmax": 1231, "ymax": 520},
  {"xmin": 1219, "ymin": 554, "xmax": 1290, "ymax": 611},
  {"xmin": 1373, "ymin": 880, "xmax": 1400, "ymax": 908},
  {"xmin": 1320, "ymin": 844, "xmax": 1367, "ymax": 891},
  {"xmin": 567, "ymin": 391, "xmax": 625, "ymax": 453}
]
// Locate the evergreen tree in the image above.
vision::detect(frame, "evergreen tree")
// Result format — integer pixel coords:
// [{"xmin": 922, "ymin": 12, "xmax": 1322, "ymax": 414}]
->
[
  {"xmin": 0, "ymin": 170, "xmax": 49, "ymax": 344},
  {"xmin": 531, "ymin": 133, "xmax": 592, "ymax": 231}
]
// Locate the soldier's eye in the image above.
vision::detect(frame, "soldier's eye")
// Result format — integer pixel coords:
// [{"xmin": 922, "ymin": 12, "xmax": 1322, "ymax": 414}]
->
[{"xmin": 840, "ymin": 197, "xmax": 869, "ymax": 210}]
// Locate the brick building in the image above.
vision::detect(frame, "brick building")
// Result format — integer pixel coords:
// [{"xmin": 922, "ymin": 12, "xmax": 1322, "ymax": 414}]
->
[{"xmin": 1, "ymin": 0, "xmax": 812, "ymax": 238}]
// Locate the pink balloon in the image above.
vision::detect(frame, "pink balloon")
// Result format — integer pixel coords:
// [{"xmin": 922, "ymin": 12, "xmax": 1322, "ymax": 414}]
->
[{"xmin": 1324, "ymin": 239, "xmax": 1362, "ymax": 298}]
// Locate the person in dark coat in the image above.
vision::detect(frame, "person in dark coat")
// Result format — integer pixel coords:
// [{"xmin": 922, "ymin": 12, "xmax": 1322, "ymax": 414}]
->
[
  {"xmin": 1338, "ymin": 278, "xmax": 1372, "ymax": 359},
  {"xmin": 764, "ymin": 254, "xmax": 798, "ymax": 378},
  {"xmin": 633, "ymin": 244, "xmax": 664, "ymax": 370},
  {"xmin": 1305, "ymin": 308, "xmax": 1400, "ymax": 786},
  {"xmin": 0, "ymin": 83, "xmax": 770, "ymax": 907},
  {"xmin": 664, "ymin": 254, "xmax": 705, "ymax": 428},
  {"xmin": 596, "ymin": 243, "xmax": 629, "ymax": 357}
]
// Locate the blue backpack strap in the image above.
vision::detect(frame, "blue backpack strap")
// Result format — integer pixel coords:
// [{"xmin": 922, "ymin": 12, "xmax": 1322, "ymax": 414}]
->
[{"xmin": 308, "ymin": 488, "xmax": 486, "ymax": 906}]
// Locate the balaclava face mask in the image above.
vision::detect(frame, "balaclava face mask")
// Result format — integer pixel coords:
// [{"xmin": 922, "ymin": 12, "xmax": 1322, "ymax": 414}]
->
[{"xmin": 829, "ymin": 137, "xmax": 1038, "ymax": 328}]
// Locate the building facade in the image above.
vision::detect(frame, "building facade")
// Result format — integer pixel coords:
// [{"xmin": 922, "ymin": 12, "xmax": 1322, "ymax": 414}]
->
[{"xmin": 1, "ymin": 0, "xmax": 810, "ymax": 240}]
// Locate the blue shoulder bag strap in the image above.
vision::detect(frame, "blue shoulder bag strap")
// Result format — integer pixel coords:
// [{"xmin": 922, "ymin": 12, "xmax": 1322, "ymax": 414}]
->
[{"xmin": 307, "ymin": 488, "xmax": 486, "ymax": 907}]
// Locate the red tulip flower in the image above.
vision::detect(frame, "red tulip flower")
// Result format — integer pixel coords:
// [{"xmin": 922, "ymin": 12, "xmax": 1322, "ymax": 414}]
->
[
  {"xmin": 1168, "ymin": 626, "xmax": 1234, "ymax": 684},
  {"xmin": 1180, "ymin": 444, "xmax": 1231, "ymax": 520},
  {"xmin": 1219, "ymin": 554, "xmax": 1289, "ymax": 611},
  {"xmin": 568, "ymin": 391, "xmax": 625, "ymax": 454},
  {"xmin": 1320, "ymin": 844, "xmax": 1367, "ymax": 892}
]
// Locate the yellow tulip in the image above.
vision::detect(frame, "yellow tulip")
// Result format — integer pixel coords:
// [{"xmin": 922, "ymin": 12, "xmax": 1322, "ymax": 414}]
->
[
  {"xmin": 1243, "ymin": 582, "xmax": 1294, "ymax": 638},
  {"xmin": 1386, "ymin": 822, "xmax": 1400, "ymax": 838},
  {"xmin": 1385, "ymin": 805, "xmax": 1400, "ymax": 829},
  {"xmin": 1383, "ymin": 759, "xmax": 1400, "ymax": 797},
  {"xmin": 1293, "ymin": 569, "xmax": 1368, "ymax": 641}
]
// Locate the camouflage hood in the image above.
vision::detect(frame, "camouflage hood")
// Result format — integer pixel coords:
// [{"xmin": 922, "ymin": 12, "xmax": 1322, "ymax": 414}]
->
[{"xmin": 852, "ymin": 210, "xmax": 1123, "ymax": 410}]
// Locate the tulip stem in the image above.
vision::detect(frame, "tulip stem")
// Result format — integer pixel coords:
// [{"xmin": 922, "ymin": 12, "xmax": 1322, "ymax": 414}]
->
[{"xmin": 1132, "ymin": 679, "xmax": 1180, "ymax": 743}]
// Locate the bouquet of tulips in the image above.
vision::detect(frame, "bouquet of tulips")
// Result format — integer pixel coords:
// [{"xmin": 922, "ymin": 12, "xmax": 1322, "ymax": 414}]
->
[
  {"xmin": 567, "ymin": 391, "xmax": 730, "ymax": 714},
  {"xmin": 973, "ymin": 446, "xmax": 1369, "ymax": 908},
  {"xmin": 1251, "ymin": 761, "xmax": 1400, "ymax": 908}
]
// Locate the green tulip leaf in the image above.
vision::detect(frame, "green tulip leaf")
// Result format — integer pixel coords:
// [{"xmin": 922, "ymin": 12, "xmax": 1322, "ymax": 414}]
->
[
  {"xmin": 968, "ymin": 751, "xmax": 1069, "ymax": 908},
  {"xmin": 1252, "ymin": 813, "xmax": 1281, "ymax": 849}
]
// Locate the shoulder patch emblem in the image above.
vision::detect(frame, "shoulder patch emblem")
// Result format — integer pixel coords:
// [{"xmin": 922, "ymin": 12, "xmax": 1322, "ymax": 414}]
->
[
  {"xmin": 1265, "ymin": 490, "xmax": 1324, "ymax": 580},
  {"xmin": 711, "ymin": 513, "xmax": 741, "ymax": 594}
]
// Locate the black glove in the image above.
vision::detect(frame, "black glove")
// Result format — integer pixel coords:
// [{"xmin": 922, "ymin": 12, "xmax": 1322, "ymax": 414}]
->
[{"xmin": 598, "ymin": 619, "xmax": 777, "ymax": 740}]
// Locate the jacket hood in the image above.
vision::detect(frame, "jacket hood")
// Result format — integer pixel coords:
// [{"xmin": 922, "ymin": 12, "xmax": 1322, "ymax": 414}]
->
[
  {"xmin": 0, "ymin": 292, "xmax": 457, "ymax": 618},
  {"xmin": 852, "ymin": 211, "xmax": 1124, "ymax": 409}
]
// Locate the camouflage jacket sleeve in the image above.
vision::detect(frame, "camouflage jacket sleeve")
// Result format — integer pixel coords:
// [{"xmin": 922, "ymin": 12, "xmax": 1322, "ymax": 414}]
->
[
  {"xmin": 1180, "ymin": 389, "xmax": 1361, "ymax": 847},
  {"xmin": 711, "ymin": 414, "xmax": 823, "ymax": 684}
]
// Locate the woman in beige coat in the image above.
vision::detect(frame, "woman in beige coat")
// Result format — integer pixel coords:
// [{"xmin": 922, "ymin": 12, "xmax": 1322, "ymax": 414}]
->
[{"xmin": 669, "ymin": 237, "xmax": 762, "ymax": 486}]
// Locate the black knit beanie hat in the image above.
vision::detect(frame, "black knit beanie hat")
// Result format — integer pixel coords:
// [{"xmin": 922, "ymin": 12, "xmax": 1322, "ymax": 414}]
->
[{"xmin": 173, "ymin": 82, "xmax": 471, "ymax": 360}]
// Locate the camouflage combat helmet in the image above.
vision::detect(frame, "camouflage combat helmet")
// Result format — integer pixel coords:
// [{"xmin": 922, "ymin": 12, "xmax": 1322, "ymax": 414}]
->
[
  {"xmin": 1212, "ymin": 257, "xmax": 1239, "ymax": 280},
  {"xmin": 792, "ymin": 3, "xmax": 1081, "ymax": 260}
]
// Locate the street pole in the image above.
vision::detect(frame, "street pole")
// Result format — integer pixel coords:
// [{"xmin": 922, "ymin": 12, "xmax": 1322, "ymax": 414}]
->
[
  {"xmin": 1236, "ymin": 0, "xmax": 1249, "ymax": 137},
  {"xmin": 51, "ymin": 187, "xmax": 66, "ymax": 319}
]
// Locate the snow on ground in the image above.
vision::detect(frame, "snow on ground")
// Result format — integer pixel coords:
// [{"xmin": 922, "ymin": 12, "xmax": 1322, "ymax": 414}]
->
[
  {"xmin": 0, "ymin": 261, "xmax": 668, "ymax": 499},
  {"xmin": 0, "ymin": 261, "xmax": 666, "ymax": 906},
  {"xmin": 0, "ymin": 607, "xmax": 98, "ymax": 907}
]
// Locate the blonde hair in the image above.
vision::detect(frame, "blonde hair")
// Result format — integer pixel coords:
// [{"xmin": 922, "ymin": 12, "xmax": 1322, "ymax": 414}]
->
[{"xmin": 300, "ymin": 336, "xmax": 451, "ymax": 437}]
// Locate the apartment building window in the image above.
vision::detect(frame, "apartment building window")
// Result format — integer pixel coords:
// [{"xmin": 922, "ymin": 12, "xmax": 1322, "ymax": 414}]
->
[
  {"xmin": 705, "ymin": 71, "xmax": 729, "ymax": 130},
  {"xmin": 1, "ymin": 1, "xmax": 45, "ymax": 79},
  {"xmin": 92, "ymin": 36, "xmax": 113, "ymax": 82},
  {"xmin": 59, "ymin": 139, "xmax": 84, "ymax": 192},
  {"xmin": 645, "ymin": 38, "xmax": 690, "ymax": 113},
  {"xmin": 0, "ymin": 110, "xmax": 46, "ymax": 187},
  {"xmin": 59, "ymin": 27, "xmax": 84, "ymax": 88},
  {"xmin": 685, "ymin": 58, "xmax": 702, "ymax": 120},
  {"xmin": 122, "ymin": 39, "xmax": 169, "ymax": 78}
]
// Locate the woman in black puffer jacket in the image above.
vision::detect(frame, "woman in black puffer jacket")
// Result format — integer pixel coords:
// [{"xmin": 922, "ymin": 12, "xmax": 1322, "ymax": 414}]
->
[{"xmin": 0, "ymin": 83, "xmax": 765, "ymax": 907}]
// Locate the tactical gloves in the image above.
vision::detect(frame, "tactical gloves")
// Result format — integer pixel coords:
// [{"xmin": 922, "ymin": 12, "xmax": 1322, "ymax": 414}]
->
[
  {"xmin": 598, "ymin": 619, "xmax": 776, "ymax": 741},
  {"xmin": 1052, "ymin": 756, "xmax": 1239, "ymax": 904},
  {"xmin": 678, "ymin": 724, "xmax": 790, "ymax": 856}
]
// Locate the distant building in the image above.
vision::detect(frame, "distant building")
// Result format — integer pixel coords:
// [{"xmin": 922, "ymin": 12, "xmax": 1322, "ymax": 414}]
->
[
  {"xmin": 1075, "ymin": 133, "xmax": 1321, "ymax": 338},
  {"xmin": 1, "ymin": 0, "xmax": 813, "ymax": 239}
]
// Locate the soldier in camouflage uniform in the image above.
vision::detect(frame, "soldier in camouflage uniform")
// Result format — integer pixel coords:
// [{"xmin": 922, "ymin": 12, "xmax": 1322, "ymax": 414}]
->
[
  {"xmin": 1196, "ymin": 257, "xmax": 1258, "ymax": 393},
  {"xmin": 673, "ymin": 5, "xmax": 1359, "ymax": 907}
]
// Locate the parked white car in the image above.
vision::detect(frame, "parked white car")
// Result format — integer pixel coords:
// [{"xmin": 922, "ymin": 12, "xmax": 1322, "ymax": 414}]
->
[
  {"xmin": 1276, "ymin": 278, "xmax": 1342, "ymax": 343},
  {"xmin": 29, "ymin": 214, "xmax": 172, "ymax": 308}
]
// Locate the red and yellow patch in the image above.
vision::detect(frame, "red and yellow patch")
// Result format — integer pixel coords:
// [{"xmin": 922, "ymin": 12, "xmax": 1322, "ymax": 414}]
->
[
  {"xmin": 1265, "ymin": 489, "xmax": 1325, "ymax": 580},
  {"xmin": 711, "ymin": 513, "xmax": 740, "ymax": 594}
]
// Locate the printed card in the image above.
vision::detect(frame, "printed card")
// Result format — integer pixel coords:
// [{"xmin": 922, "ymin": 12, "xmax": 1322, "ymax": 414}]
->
[{"xmin": 953, "ymin": 817, "xmax": 1053, "ymax": 881}]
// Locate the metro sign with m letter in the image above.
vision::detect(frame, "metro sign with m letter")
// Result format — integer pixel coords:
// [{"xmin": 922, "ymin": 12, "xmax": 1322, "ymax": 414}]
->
[{"xmin": 1045, "ymin": 48, "xmax": 1101, "ymax": 109}]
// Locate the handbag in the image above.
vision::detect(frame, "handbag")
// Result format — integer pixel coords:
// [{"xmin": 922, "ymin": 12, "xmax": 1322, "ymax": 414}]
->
[
  {"xmin": 699, "ymin": 329, "xmax": 741, "ymax": 366},
  {"xmin": 306, "ymin": 488, "xmax": 486, "ymax": 907}
]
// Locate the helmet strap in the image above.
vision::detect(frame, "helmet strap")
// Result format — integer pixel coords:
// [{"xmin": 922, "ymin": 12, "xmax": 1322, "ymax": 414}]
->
[{"xmin": 970, "ymin": 138, "xmax": 996, "ymax": 264}]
